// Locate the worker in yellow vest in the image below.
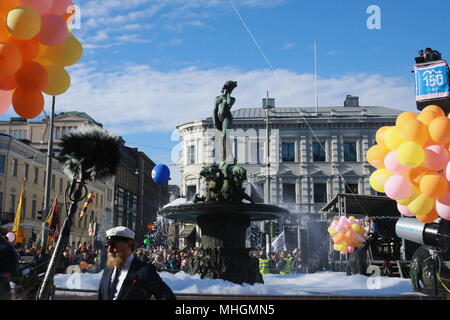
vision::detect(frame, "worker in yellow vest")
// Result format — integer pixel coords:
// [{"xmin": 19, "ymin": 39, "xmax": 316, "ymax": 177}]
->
[
  {"xmin": 277, "ymin": 251, "xmax": 294, "ymax": 275},
  {"xmin": 258, "ymin": 253, "xmax": 270, "ymax": 275}
]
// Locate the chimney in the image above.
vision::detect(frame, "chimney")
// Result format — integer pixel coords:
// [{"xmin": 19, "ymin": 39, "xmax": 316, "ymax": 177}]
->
[{"xmin": 344, "ymin": 95, "xmax": 359, "ymax": 107}]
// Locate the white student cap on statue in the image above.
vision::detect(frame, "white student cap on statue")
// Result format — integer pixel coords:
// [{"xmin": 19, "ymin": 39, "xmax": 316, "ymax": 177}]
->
[{"xmin": 106, "ymin": 226, "xmax": 135, "ymax": 240}]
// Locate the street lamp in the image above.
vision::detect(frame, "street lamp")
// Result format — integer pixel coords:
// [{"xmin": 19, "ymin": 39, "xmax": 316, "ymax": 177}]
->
[{"xmin": 262, "ymin": 92, "xmax": 274, "ymax": 257}]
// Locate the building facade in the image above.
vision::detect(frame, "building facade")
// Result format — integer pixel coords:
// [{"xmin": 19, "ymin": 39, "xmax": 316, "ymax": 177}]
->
[
  {"xmin": 0, "ymin": 112, "xmax": 168, "ymax": 246},
  {"xmin": 176, "ymin": 96, "xmax": 402, "ymax": 250},
  {"xmin": 0, "ymin": 134, "xmax": 114, "ymax": 246}
]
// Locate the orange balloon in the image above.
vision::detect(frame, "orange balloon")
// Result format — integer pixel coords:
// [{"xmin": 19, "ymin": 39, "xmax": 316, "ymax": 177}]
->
[
  {"xmin": 417, "ymin": 110, "xmax": 440, "ymax": 126},
  {"xmin": 12, "ymin": 88, "xmax": 44, "ymax": 119},
  {"xmin": 0, "ymin": 73, "xmax": 16, "ymax": 90},
  {"xmin": 367, "ymin": 144, "xmax": 389, "ymax": 169},
  {"xmin": 0, "ymin": 0, "xmax": 19, "ymax": 15},
  {"xmin": 416, "ymin": 207, "xmax": 439, "ymax": 224},
  {"xmin": 429, "ymin": 117, "xmax": 450, "ymax": 145},
  {"xmin": 419, "ymin": 174, "xmax": 448, "ymax": 198},
  {"xmin": 408, "ymin": 166, "xmax": 432, "ymax": 186},
  {"xmin": 396, "ymin": 112, "xmax": 417, "ymax": 129},
  {"xmin": 400, "ymin": 119, "xmax": 430, "ymax": 146},
  {"xmin": 423, "ymin": 105, "xmax": 445, "ymax": 117},
  {"xmin": 7, "ymin": 37, "xmax": 39, "ymax": 61},
  {"xmin": 375, "ymin": 126, "xmax": 390, "ymax": 147},
  {"xmin": 0, "ymin": 18, "xmax": 10, "ymax": 42},
  {"xmin": 0, "ymin": 41, "xmax": 22, "ymax": 76},
  {"xmin": 15, "ymin": 61, "xmax": 48, "ymax": 91}
]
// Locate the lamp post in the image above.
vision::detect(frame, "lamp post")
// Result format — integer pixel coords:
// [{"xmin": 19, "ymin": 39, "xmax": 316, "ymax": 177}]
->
[
  {"xmin": 39, "ymin": 96, "xmax": 55, "ymax": 248},
  {"xmin": 263, "ymin": 92, "xmax": 274, "ymax": 257}
]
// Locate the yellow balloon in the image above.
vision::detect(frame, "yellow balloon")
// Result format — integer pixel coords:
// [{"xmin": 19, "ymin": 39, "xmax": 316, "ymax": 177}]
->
[
  {"xmin": 351, "ymin": 224, "xmax": 360, "ymax": 232},
  {"xmin": 384, "ymin": 127, "xmax": 403, "ymax": 150},
  {"xmin": 6, "ymin": 6, "xmax": 41, "ymax": 40},
  {"xmin": 397, "ymin": 142, "xmax": 425, "ymax": 168},
  {"xmin": 328, "ymin": 226, "xmax": 336, "ymax": 235},
  {"xmin": 43, "ymin": 64, "xmax": 71, "ymax": 96},
  {"xmin": 370, "ymin": 169, "xmax": 392, "ymax": 193},
  {"xmin": 408, "ymin": 194, "xmax": 434, "ymax": 216},
  {"xmin": 397, "ymin": 185, "xmax": 420, "ymax": 206},
  {"xmin": 43, "ymin": 33, "xmax": 83, "ymax": 67}
]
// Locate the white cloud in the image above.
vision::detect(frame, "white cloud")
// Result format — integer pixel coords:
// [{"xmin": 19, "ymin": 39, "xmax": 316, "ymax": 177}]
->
[
  {"xmin": 58, "ymin": 63, "xmax": 416, "ymax": 136},
  {"xmin": 283, "ymin": 42, "xmax": 295, "ymax": 49}
]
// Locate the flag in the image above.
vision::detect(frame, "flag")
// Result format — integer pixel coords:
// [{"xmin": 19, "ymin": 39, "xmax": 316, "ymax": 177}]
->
[
  {"xmin": 271, "ymin": 231, "xmax": 286, "ymax": 253},
  {"xmin": 12, "ymin": 185, "xmax": 25, "ymax": 243},
  {"xmin": 46, "ymin": 195, "xmax": 60, "ymax": 244}
]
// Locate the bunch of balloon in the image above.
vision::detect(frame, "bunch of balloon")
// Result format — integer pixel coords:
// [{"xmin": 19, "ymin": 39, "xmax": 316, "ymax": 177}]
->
[
  {"xmin": 0, "ymin": 0, "xmax": 82, "ymax": 118},
  {"xmin": 328, "ymin": 216, "xmax": 366, "ymax": 254},
  {"xmin": 367, "ymin": 105, "xmax": 450, "ymax": 223}
]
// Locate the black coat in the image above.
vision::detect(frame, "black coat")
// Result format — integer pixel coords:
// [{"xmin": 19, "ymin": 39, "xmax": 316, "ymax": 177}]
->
[{"xmin": 98, "ymin": 256, "xmax": 176, "ymax": 300}]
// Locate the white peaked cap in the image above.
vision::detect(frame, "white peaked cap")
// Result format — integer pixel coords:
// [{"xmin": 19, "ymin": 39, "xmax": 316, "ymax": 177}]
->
[{"xmin": 106, "ymin": 226, "xmax": 135, "ymax": 240}]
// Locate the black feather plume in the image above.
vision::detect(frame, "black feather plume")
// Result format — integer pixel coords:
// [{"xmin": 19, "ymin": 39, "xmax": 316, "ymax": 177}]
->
[{"xmin": 59, "ymin": 125, "xmax": 122, "ymax": 182}]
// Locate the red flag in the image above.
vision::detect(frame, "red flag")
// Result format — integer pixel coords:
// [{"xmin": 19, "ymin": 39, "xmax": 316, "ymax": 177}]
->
[{"xmin": 47, "ymin": 199, "xmax": 60, "ymax": 243}]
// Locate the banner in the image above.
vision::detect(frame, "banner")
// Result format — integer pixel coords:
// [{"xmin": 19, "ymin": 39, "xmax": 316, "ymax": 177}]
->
[
  {"xmin": 12, "ymin": 185, "xmax": 25, "ymax": 243},
  {"xmin": 415, "ymin": 61, "xmax": 450, "ymax": 101},
  {"xmin": 271, "ymin": 231, "xmax": 286, "ymax": 253}
]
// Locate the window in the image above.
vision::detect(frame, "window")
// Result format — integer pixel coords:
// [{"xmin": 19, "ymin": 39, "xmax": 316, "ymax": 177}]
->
[
  {"xmin": 32, "ymin": 200, "xmax": 36, "ymax": 220},
  {"xmin": 282, "ymin": 143, "xmax": 295, "ymax": 162},
  {"xmin": 345, "ymin": 183, "xmax": 359, "ymax": 195},
  {"xmin": 189, "ymin": 145, "xmax": 196, "ymax": 164},
  {"xmin": 313, "ymin": 142, "xmax": 326, "ymax": 162},
  {"xmin": 24, "ymin": 163, "xmax": 29, "ymax": 180},
  {"xmin": 9, "ymin": 194, "xmax": 15, "ymax": 213},
  {"xmin": 52, "ymin": 175, "xmax": 55, "ymax": 191},
  {"xmin": 55, "ymin": 128, "xmax": 61, "ymax": 139},
  {"xmin": 186, "ymin": 186, "xmax": 197, "ymax": 201},
  {"xmin": 23, "ymin": 130, "xmax": 27, "ymax": 139},
  {"xmin": 313, "ymin": 183, "xmax": 327, "ymax": 203},
  {"xmin": 43, "ymin": 171, "xmax": 46, "ymax": 187},
  {"xmin": 12, "ymin": 158, "xmax": 18, "ymax": 177},
  {"xmin": 283, "ymin": 184, "xmax": 296, "ymax": 203},
  {"xmin": 344, "ymin": 142, "xmax": 357, "ymax": 162},
  {"xmin": 0, "ymin": 155, "xmax": 5, "ymax": 174},
  {"xmin": 34, "ymin": 167, "xmax": 39, "ymax": 184},
  {"xmin": 22, "ymin": 197, "xmax": 26, "ymax": 219}
]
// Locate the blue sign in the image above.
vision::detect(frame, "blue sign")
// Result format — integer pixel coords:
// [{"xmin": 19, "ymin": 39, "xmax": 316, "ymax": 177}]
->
[{"xmin": 415, "ymin": 61, "xmax": 450, "ymax": 102}]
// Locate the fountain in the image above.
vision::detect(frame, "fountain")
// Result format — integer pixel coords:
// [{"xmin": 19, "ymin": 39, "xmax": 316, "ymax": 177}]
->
[{"xmin": 159, "ymin": 81, "xmax": 289, "ymax": 285}]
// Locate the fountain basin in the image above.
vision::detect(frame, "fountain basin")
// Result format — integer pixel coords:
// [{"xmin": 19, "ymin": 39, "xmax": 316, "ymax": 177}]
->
[{"xmin": 159, "ymin": 203, "xmax": 289, "ymax": 224}]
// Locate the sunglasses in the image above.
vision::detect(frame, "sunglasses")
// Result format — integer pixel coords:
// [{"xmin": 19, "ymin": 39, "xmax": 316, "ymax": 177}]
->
[{"xmin": 105, "ymin": 237, "xmax": 128, "ymax": 248}]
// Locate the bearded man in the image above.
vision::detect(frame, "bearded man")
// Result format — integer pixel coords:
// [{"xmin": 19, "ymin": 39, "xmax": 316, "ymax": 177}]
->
[{"xmin": 98, "ymin": 226, "xmax": 176, "ymax": 300}]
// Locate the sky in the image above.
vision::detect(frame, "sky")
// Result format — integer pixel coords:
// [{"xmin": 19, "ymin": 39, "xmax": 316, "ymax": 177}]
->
[{"xmin": 2, "ymin": 0, "xmax": 450, "ymax": 185}]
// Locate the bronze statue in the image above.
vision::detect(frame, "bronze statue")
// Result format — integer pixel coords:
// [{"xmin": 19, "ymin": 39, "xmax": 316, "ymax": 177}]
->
[{"xmin": 214, "ymin": 81, "xmax": 237, "ymax": 161}]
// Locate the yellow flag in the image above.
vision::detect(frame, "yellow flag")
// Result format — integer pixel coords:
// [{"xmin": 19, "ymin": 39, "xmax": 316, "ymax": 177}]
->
[{"xmin": 12, "ymin": 186, "xmax": 25, "ymax": 243}]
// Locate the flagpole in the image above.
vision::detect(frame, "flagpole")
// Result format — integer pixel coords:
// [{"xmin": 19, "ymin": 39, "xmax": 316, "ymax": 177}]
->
[{"xmin": 39, "ymin": 95, "xmax": 56, "ymax": 248}]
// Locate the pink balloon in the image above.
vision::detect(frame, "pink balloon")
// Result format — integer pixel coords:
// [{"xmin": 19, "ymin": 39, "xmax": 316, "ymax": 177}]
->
[
  {"xmin": 335, "ymin": 225, "xmax": 344, "ymax": 233},
  {"xmin": 436, "ymin": 192, "xmax": 450, "ymax": 220},
  {"xmin": 49, "ymin": 0, "xmax": 72, "ymax": 15},
  {"xmin": 347, "ymin": 246, "xmax": 355, "ymax": 253},
  {"xmin": 384, "ymin": 151, "xmax": 410, "ymax": 175},
  {"xmin": 424, "ymin": 145, "xmax": 449, "ymax": 172},
  {"xmin": 397, "ymin": 203, "xmax": 415, "ymax": 217},
  {"xmin": 38, "ymin": 14, "xmax": 68, "ymax": 46},
  {"xmin": 20, "ymin": 0, "xmax": 53, "ymax": 14},
  {"xmin": 6, "ymin": 232, "xmax": 15, "ymax": 243},
  {"xmin": 331, "ymin": 221, "xmax": 338, "ymax": 229},
  {"xmin": 0, "ymin": 90, "xmax": 12, "ymax": 115},
  {"xmin": 384, "ymin": 175, "xmax": 413, "ymax": 200}
]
